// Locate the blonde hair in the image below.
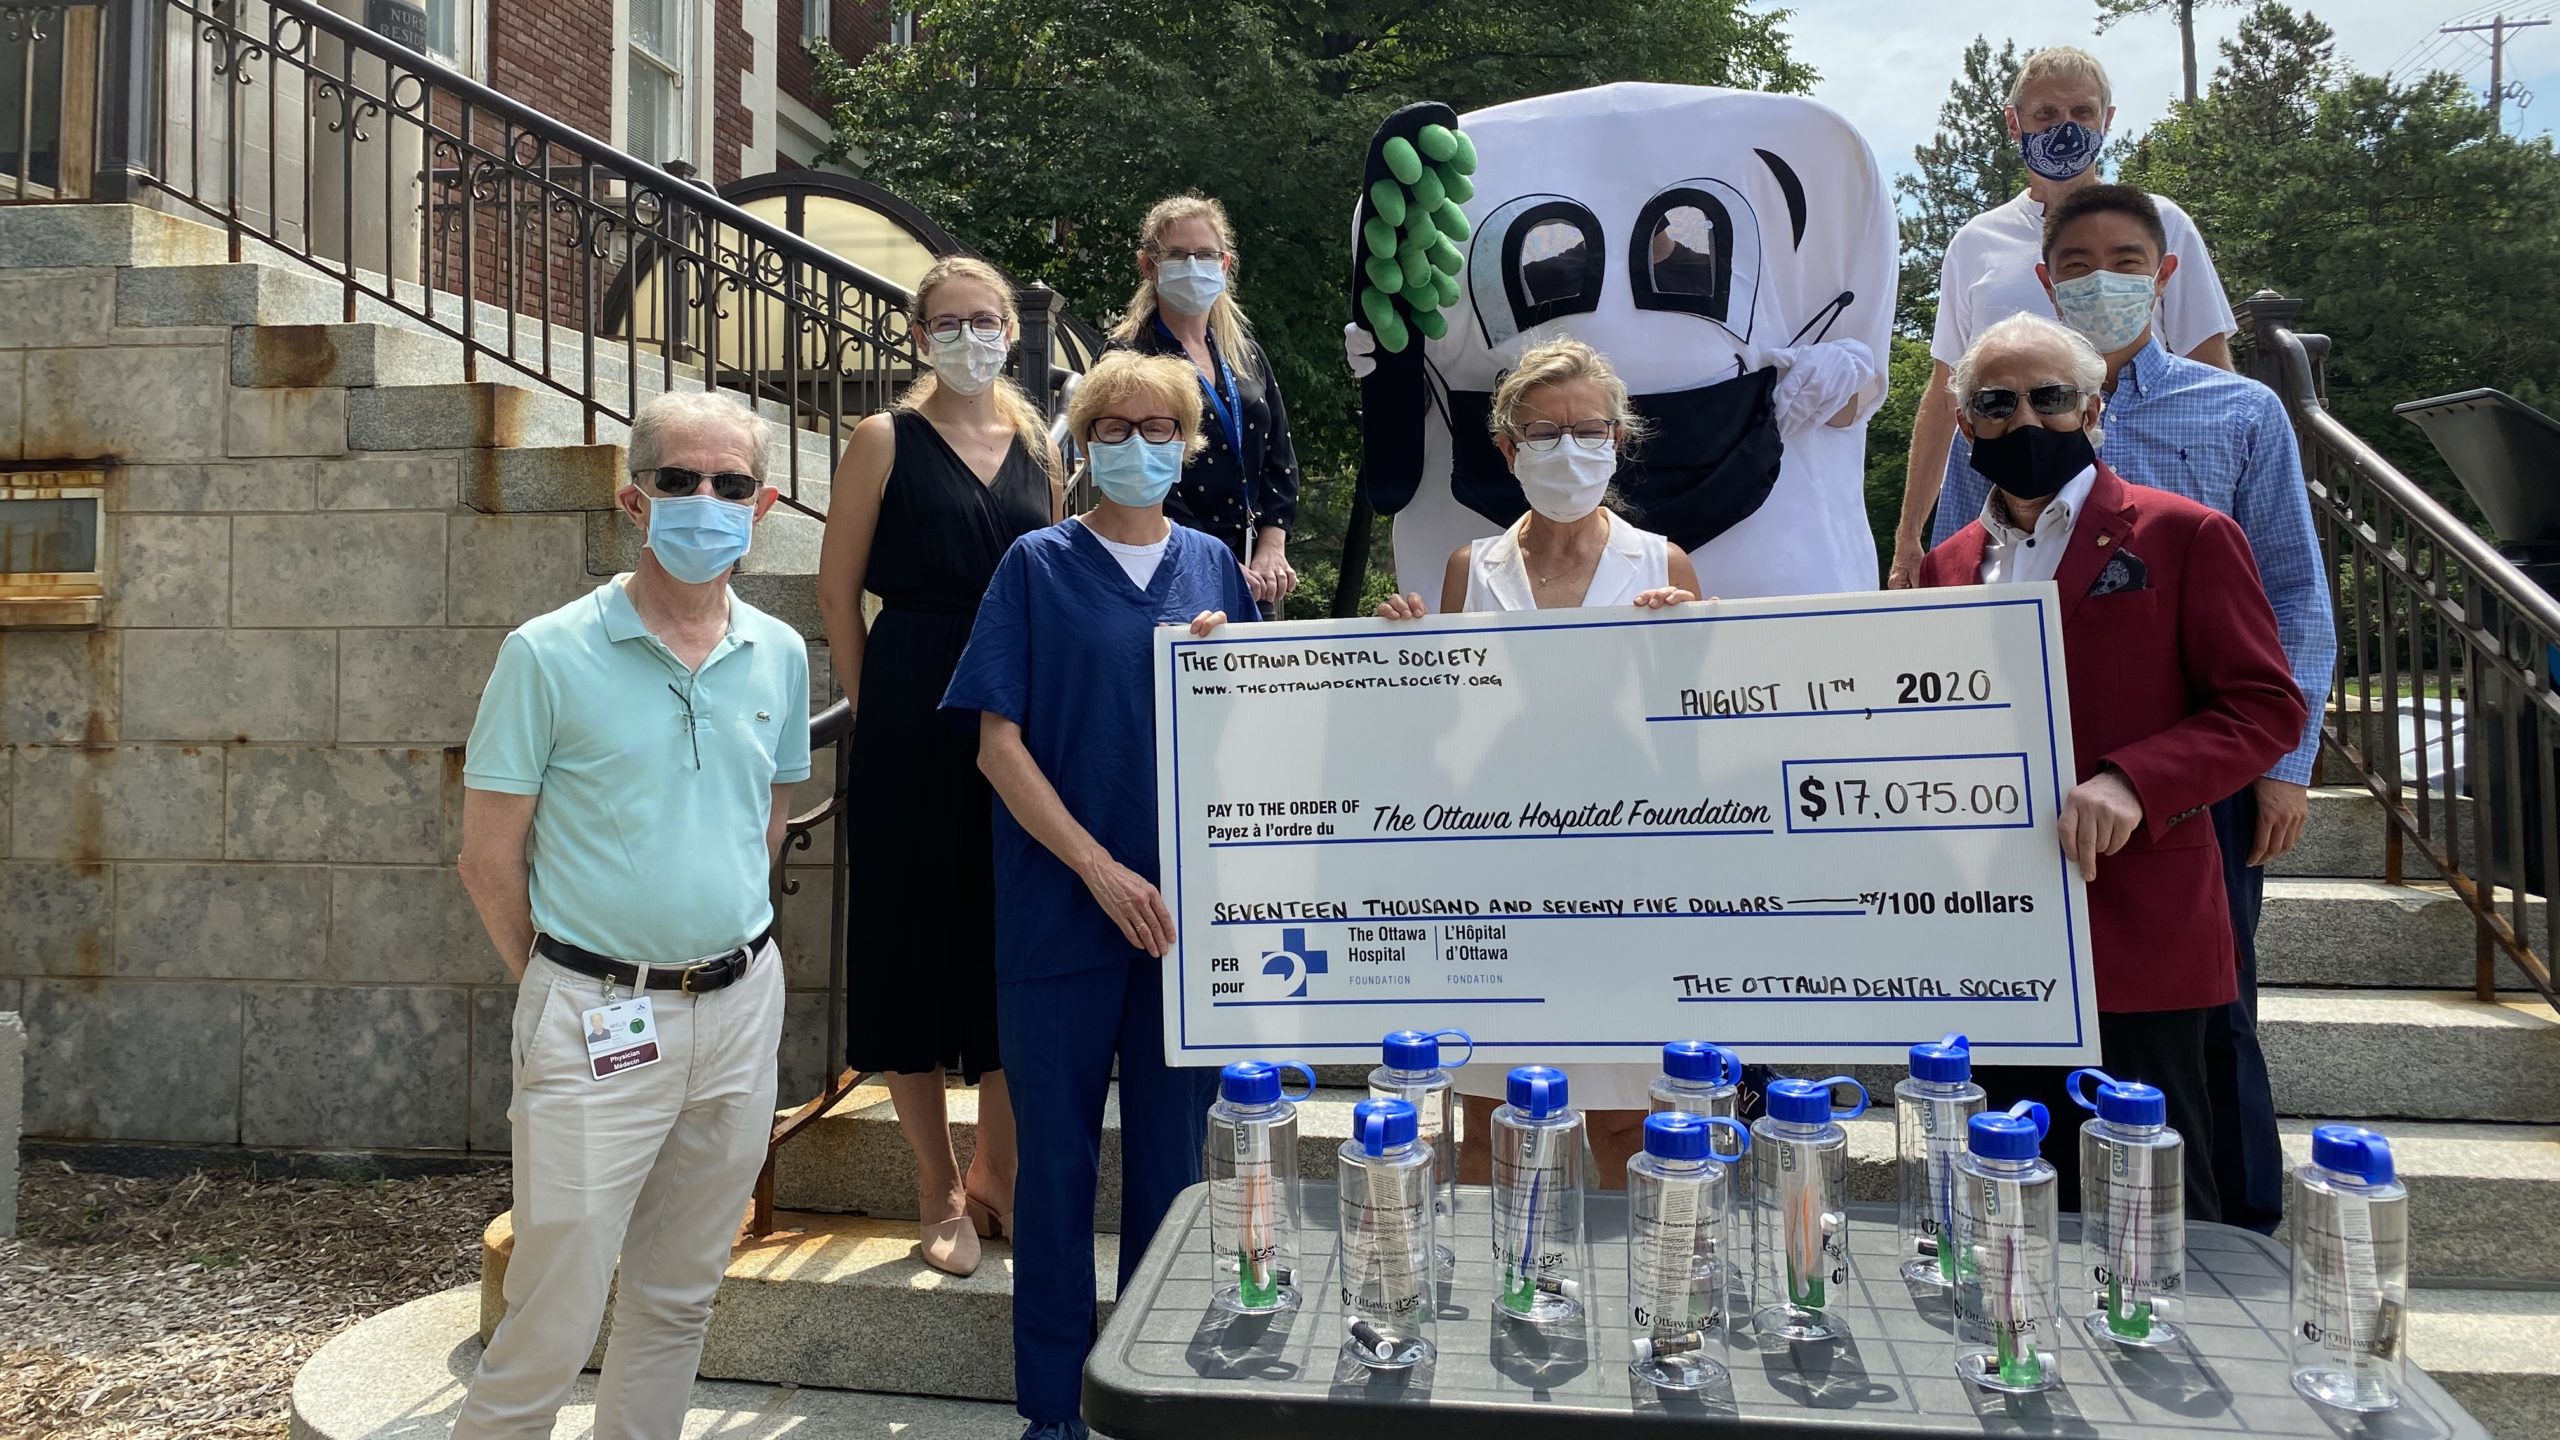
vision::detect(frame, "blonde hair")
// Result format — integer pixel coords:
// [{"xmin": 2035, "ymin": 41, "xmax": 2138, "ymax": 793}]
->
[
  {"xmin": 1067, "ymin": 352, "xmax": 1208, "ymax": 458},
  {"xmin": 2009, "ymin": 45, "xmax": 2112, "ymax": 111},
  {"xmin": 1490, "ymin": 338, "xmax": 1653, "ymax": 451},
  {"xmin": 1110, "ymin": 194, "xmax": 1253, "ymax": 376},
  {"xmin": 895, "ymin": 255, "xmax": 1058, "ymax": 484},
  {"xmin": 630, "ymin": 389, "xmax": 771, "ymax": 480}
]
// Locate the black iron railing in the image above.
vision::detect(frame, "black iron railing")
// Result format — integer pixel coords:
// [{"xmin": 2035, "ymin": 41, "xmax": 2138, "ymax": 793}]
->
[
  {"xmin": 0, "ymin": 0, "xmax": 102, "ymax": 201},
  {"xmin": 2243, "ymin": 293, "xmax": 2560, "ymax": 1009}
]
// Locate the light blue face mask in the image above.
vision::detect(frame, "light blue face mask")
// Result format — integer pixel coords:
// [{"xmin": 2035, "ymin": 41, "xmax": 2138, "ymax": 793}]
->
[
  {"xmin": 1155, "ymin": 257, "xmax": 1227, "ymax": 317},
  {"xmin": 1088, "ymin": 435, "xmax": 1186, "ymax": 507},
  {"xmin": 2052, "ymin": 269, "xmax": 2159, "ymax": 353},
  {"xmin": 644, "ymin": 492, "xmax": 756, "ymax": 583}
]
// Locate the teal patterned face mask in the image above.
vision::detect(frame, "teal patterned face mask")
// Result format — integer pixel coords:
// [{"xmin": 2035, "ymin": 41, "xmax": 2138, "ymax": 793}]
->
[{"xmin": 2052, "ymin": 270, "xmax": 2158, "ymax": 353}]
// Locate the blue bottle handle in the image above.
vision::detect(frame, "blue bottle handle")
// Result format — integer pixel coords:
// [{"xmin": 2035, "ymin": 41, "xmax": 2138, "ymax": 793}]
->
[
  {"xmin": 1433, "ymin": 1029, "xmax": 1475, "ymax": 1069},
  {"xmin": 1705, "ymin": 1114, "xmax": 1752, "ymax": 1161},
  {"xmin": 2065, "ymin": 1067, "xmax": 2116, "ymax": 1113},
  {"xmin": 1815, "ymin": 1074, "xmax": 1870, "ymax": 1121},
  {"xmin": 1278, "ymin": 1061, "xmax": 1317, "ymax": 1103}
]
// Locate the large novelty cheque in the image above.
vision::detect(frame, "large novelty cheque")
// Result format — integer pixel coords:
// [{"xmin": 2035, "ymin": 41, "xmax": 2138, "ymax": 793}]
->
[{"xmin": 1156, "ymin": 586, "xmax": 2100, "ymax": 1069}]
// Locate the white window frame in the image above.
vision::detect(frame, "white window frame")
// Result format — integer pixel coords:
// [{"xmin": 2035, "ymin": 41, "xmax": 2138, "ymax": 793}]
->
[
  {"xmin": 422, "ymin": 0, "xmax": 489, "ymax": 79},
  {"xmin": 801, "ymin": 0, "xmax": 831, "ymax": 44},
  {"xmin": 623, "ymin": 0, "xmax": 697, "ymax": 168},
  {"xmin": 889, "ymin": 7, "xmax": 916, "ymax": 46}
]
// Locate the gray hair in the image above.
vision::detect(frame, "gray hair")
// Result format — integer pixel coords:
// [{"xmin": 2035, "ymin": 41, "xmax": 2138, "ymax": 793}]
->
[
  {"xmin": 628, "ymin": 390, "xmax": 772, "ymax": 483},
  {"xmin": 1949, "ymin": 314, "xmax": 2106, "ymax": 447},
  {"xmin": 2009, "ymin": 45, "xmax": 2112, "ymax": 112}
]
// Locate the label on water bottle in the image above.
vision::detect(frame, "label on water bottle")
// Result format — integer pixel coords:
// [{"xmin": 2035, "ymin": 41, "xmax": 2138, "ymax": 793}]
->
[
  {"xmin": 1633, "ymin": 1179, "xmax": 1706, "ymax": 1333},
  {"xmin": 1212, "ymin": 1124, "xmax": 1282, "ymax": 1308},
  {"xmin": 1342, "ymin": 1162, "xmax": 1426, "ymax": 1319}
]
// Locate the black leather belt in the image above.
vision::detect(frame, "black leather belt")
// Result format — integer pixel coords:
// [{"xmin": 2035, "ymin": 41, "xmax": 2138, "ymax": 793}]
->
[{"xmin": 534, "ymin": 927, "xmax": 772, "ymax": 995}]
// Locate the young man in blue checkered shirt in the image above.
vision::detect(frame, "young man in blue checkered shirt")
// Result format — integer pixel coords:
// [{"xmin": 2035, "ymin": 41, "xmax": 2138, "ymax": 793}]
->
[{"xmin": 2023, "ymin": 182, "xmax": 2335, "ymax": 1236}]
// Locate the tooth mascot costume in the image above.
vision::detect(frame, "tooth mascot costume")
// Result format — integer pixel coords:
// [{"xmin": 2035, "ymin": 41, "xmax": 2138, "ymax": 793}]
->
[{"xmin": 1349, "ymin": 84, "xmax": 1897, "ymax": 603}]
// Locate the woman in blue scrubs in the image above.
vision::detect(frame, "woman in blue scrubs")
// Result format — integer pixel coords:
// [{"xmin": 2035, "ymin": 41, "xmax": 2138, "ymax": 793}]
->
[{"xmin": 943, "ymin": 350, "xmax": 1259, "ymax": 1440}]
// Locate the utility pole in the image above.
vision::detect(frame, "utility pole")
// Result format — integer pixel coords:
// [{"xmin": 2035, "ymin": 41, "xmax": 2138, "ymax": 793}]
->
[{"xmin": 2441, "ymin": 14, "xmax": 2552, "ymax": 133}]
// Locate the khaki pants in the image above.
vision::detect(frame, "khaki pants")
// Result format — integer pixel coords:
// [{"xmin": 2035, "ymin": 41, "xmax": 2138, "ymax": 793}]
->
[{"xmin": 452, "ymin": 944, "xmax": 784, "ymax": 1440}]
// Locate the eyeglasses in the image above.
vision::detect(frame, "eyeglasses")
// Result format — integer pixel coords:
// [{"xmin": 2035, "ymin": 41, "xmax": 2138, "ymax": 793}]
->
[
  {"xmin": 667, "ymin": 683, "xmax": 702, "ymax": 770},
  {"xmin": 640, "ymin": 466, "xmax": 759, "ymax": 502},
  {"xmin": 925, "ymin": 312, "xmax": 1006, "ymax": 342},
  {"xmin": 1089, "ymin": 416, "xmax": 1182, "ymax": 445},
  {"xmin": 1154, "ymin": 247, "xmax": 1226, "ymax": 264},
  {"xmin": 1513, "ymin": 419, "xmax": 1621, "ymax": 452},
  {"xmin": 1965, "ymin": 385, "xmax": 2086, "ymax": 421}
]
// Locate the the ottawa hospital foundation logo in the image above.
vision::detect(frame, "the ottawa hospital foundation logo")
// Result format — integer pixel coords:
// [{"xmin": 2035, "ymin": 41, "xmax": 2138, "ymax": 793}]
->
[{"xmin": 1257, "ymin": 927, "xmax": 1330, "ymax": 999}]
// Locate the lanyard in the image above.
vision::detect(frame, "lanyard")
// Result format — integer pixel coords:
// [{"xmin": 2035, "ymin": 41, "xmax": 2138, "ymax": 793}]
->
[{"xmin": 1159, "ymin": 317, "xmax": 1246, "ymax": 471}]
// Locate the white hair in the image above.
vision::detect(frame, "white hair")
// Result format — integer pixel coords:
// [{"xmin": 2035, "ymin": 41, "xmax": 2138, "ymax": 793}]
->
[
  {"xmin": 1949, "ymin": 314, "xmax": 2106, "ymax": 447},
  {"xmin": 2009, "ymin": 45, "xmax": 2112, "ymax": 112},
  {"xmin": 628, "ymin": 390, "xmax": 772, "ymax": 482}
]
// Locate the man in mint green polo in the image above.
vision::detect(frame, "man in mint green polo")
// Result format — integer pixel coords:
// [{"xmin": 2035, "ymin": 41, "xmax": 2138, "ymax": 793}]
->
[{"xmin": 452, "ymin": 391, "xmax": 812, "ymax": 1440}]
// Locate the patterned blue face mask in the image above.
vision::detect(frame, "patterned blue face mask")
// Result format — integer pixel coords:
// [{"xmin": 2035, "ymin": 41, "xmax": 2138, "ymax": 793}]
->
[
  {"xmin": 2052, "ymin": 269, "xmax": 2158, "ymax": 353},
  {"xmin": 2019, "ymin": 121, "xmax": 2105, "ymax": 182}
]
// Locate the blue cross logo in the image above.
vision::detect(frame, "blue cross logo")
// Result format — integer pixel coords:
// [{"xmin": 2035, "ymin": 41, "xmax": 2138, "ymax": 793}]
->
[{"xmin": 1259, "ymin": 928, "xmax": 1328, "ymax": 999}]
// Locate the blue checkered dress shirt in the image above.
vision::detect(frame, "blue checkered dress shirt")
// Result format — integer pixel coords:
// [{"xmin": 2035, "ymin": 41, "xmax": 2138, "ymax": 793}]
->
[{"xmin": 1934, "ymin": 334, "xmax": 2334, "ymax": 784}]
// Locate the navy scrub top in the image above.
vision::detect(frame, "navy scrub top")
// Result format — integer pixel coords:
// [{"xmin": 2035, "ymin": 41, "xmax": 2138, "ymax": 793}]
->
[{"xmin": 942, "ymin": 519, "xmax": 1260, "ymax": 983}]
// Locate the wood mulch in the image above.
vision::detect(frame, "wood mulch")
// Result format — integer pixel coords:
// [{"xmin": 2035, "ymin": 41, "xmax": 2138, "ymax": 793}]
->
[{"xmin": 0, "ymin": 1160, "xmax": 509, "ymax": 1440}]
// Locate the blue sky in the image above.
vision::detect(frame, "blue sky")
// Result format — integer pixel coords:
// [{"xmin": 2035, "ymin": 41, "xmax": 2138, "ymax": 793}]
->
[{"xmin": 1792, "ymin": 0, "xmax": 2560, "ymax": 185}]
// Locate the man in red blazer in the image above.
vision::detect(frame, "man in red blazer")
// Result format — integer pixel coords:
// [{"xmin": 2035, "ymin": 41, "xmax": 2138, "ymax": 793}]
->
[{"xmin": 1915, "ymin": 313, "xmax": 2305, "ymax": 1223}]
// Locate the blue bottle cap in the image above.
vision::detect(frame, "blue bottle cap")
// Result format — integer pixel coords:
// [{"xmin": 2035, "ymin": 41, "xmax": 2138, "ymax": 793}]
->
[
  {"xmin": 1967, "ymin": 1100, "xmax": 2052, "ymax": 1161},
  {"xmin": 1765, "ymin": 1074, "xmax": 1869, "ymax": 1125},
  {"xmin": 1662, "ymin": 1040, "xmax": 1743, "ymax": 1085},
  {"xmin": 1381, "ymin": 1028, "xmax": 1473, "ymax": 1071},
  {"xmin": 2067, "ymin": 1068, "xmax": 2167, "ymax": 1127},
  {"xmin": 2310, "ymin": 1124, "xmax": 2397, "ymax": 1185},
  {"xmin": 1353, "ymin": 1097, "xmax": 1419, "ymax": 1156},
  {"xmin": 1220, "ymin": 1059, "xmax": 1314, "ymax": 1106},
  {"xmin": 1506, "ymin": 1064, "xmax": 1569, "ymax": 1117},
  {"xmin": 1644, "ymin": 1110, "xmax": 1753, "ymax": 1162},
  {"xmin": 1908, "ymin": 1032, "xmax": 1972, "ymax": 1084}
]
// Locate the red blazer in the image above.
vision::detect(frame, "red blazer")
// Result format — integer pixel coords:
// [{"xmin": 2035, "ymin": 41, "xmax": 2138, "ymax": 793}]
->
[{"xmin": 1917, "ymin": 463, "xmax": 2306, "ymax": 1012}]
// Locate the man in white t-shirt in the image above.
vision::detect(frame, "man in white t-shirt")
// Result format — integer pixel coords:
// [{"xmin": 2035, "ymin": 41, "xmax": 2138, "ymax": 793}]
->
[{"xmin": 1887, "ymin": 45, "xmax": 2238, "ymax": 587}]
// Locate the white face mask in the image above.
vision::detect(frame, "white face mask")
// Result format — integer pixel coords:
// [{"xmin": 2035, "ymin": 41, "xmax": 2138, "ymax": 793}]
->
[
  {"xmin": 928, "ymin": 328, "xmax": 1009, "ymax": 396},
  {"xmin": 1512, "ymin": 439, "xmax": 1617, "ymax": 523},
  {"xmin": 1155, "ymin": 257, "xmax": 1228, "ymax": 317}
]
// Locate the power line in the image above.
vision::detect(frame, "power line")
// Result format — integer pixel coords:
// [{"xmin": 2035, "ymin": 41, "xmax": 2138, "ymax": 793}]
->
[{"xmin": 2440, "ymin": 13, "xmax": 2553, "ymax": 129}]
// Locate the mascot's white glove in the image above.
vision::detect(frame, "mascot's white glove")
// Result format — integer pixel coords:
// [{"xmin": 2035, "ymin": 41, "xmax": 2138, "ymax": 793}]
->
[
  {"xmin": 1769, "ymin": 338, "xmax": 1880, "ymax": 437},
  {"xmin": 1345, "ymin": 321, "xmax": 1378, "ymax": 380}
]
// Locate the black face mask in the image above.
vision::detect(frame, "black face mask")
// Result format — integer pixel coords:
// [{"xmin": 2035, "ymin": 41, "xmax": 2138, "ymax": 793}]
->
[{"xmin": 1968, "ymin": 424, "xmax": 2096, "ymax": 503}]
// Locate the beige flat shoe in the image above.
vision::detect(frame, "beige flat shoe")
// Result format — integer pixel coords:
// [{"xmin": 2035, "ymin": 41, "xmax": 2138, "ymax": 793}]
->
[{"xmin": 917, "ymin": 1214, "xmax": 981, "ymax": 1277}]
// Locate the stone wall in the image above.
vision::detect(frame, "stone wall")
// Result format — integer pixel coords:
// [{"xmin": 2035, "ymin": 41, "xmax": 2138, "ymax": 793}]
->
[
  {"xmin": 0, "ymin": 244, "xmax": 841, "ymax": 1155},
  {"xmin": 1, "ymin": 1012, "xmax": 21, "ymax": 1235}
]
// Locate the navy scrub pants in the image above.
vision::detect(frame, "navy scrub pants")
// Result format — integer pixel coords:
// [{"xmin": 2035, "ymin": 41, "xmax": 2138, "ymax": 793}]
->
[
  {"xmin": 999, "ymin": 954, "xmax": 1218, "ymax": 1425},
  {"xmin": 2204, "ymin": 785, "xmax": 2286, "ymax": 1233}
]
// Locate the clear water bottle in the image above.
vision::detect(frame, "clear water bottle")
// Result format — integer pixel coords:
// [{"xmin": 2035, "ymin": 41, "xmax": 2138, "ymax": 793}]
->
[
  {"xmin": 2069, "ymin": 1068, "xmax": 2186, "ymax": 1348},
  {"xmin": 2289, "ymin": 1125, "xmax": 2409, "ymax": 1413},
  {"xmin": 1368, "ymin": 1028, "xmax": 1471, "ymax": 1274},
  {"xmin": 1750, "ymin": 1075, "xmax": 1867, "ymax": 1341},
  {"xmin": 1205, "ymin": 1059, "xmax": 1312, "ymax": 1314},
  {"xmin": 1950, "ymin": 1101, "xmax": 2060, "ymax": 1393},
  {"xmin": 1896, "ymin": 1032, "xmax": 1987, "ymax": 1288},
  {"xmin": 1649, "ymin": 1040, "xmax": 1744, "ymax": 1120},
  {"xmin": 1627, "ymin": 1110, "xmax": 1753, "ymax": 1390},
  {"xmin": 1338, "ymin": 1097, "xmax": 1438, "ymax": 1369},
  {"xmin": 1491, "ymin": 1064, "xmax": 1587, "ymax": 1324}
]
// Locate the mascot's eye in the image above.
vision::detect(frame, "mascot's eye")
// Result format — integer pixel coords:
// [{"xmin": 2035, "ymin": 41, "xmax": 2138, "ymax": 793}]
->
[
  {"xmin": 1467, "ymin": 194, "xmax": 1607, "ymax": 349},
  {"xmin": 1628, "ymin": 180, "xmax": 1763, "ymax": 341}
]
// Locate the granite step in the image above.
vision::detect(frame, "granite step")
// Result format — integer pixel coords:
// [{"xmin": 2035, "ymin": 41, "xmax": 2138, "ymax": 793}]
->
[
  {"xmin": 290, "ymin": 1285, "xmax": 1031, "ymax": 1440},
  {"xmin": 477, "ymin": 1209, "xmax": 1116, "ymax": 1403},
  {"xmin": 2259, "ymin": 991, "xmax": 2560, "ymax": 1122},
  {"xmin": 2405, "ymin": 1287, "xmax": 2560, "ymax": 1440},
  {"xmin": 348, "ymin": 381, "xmax": 592, "ymax": 452},
  {"xmin": 2259, "ymin": 878, "xmax": 2544, "ymax": 990},
  {"xmin": 232, "ymin": 321, "xmax": 470, "ymax": 389},
  {"xmin": 2273, "ymin": 785, "xmax": 2469, "ymax": 881}
]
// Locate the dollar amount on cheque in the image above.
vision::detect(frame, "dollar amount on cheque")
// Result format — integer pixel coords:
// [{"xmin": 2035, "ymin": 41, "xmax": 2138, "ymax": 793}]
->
[{"xmin": 1152, "ymin": 584, "xmax": 2099, "ymax": 1068}]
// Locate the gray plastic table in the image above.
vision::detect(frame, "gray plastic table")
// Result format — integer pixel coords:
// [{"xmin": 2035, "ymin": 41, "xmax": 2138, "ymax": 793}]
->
[{"xmin": 1084, "ymin": 1182, "xmax": 2489, "ymax": 1439}]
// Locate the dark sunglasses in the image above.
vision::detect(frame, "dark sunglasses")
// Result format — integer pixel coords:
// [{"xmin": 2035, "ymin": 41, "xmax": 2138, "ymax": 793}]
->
[
  {"xmin": 639, "ymin": 466, "xmax": 759, "ymax": 502},
  {"xmin": 1966, "ymin": 384, "xmax": 2086, "ymax": 421}
]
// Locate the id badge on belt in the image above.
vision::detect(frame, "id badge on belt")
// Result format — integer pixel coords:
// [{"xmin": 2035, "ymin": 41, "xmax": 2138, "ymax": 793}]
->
[{"xmin": 581, "ymin": 996, "xmax": 662, "ymax": 1080}]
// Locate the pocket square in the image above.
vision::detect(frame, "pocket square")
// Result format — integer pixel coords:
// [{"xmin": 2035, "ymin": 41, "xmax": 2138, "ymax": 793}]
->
[{"xmin": 2089, "ymin": 549, "xmax": 2149, "ymax": 597}]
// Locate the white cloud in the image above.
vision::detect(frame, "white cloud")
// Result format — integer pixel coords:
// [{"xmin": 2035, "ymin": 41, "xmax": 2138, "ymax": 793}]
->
[{"xmin": 1788, "ymin": 0, "xmax": 2560, "ymax": 185}]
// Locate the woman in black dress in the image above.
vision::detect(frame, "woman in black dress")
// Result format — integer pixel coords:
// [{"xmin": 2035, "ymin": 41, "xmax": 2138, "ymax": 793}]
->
[
  {"xmin": 818, "ymin": 256, "xmax": 1060, "ymax": 1277},
  {"xmin": 1109, "ymin": 193, "xmax": 1303, "ymax": 614}
]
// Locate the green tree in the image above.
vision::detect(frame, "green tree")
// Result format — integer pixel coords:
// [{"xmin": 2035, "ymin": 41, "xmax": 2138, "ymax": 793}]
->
[
  {"xmin": 1892, "ymin": 37, "xmax": 2022, "ymax": 338},
  {"xmin": 2118, "ymin": 2, "xmax": 2560, "ymax": 498},
  {"xmin": 811, "ymin": 0, "xmax": 1812, "ymax": 613},
  {"xmin": 2095, "ymin": 0, "xmax": 2236, "ymax": 103},
  {"xmin": 1862, "ymin": 336, "xmax": 1939, "ymax": 565}
]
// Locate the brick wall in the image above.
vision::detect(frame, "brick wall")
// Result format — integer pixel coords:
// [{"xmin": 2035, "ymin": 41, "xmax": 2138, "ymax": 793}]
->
[
  {"xmin": 714, "ymin": 0, "xmax": 755, "ymax": 182},
  {"xmin": 777, "ymin": 0, "xmax": 893, "ymax": 124},
  {"xmin": 489, "ymin": 0, "xmax": 616, "ymax": 143}
]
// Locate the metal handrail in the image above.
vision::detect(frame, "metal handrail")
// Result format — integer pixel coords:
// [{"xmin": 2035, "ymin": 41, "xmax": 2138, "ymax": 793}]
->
[
  {"xmin": 2243, "ymin": 293, "xmax": 2560, "ymax": 1010},
  {"xmin": 758, "ymin": 698, "xmax": 864, "ymax": 1236}
]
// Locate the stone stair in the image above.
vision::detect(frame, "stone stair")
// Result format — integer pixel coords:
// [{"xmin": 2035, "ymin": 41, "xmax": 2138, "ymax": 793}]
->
[{"xmin": 4, "ymin": 202, "xmax": 849, "ymax": 635}]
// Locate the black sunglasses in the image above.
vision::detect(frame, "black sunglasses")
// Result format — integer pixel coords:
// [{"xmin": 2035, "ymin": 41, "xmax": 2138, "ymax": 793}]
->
[
  {"xmin": 1966, "ymin": 385, "xmax": 2086, "ymax": 421},
  {"xmin": 639, "ymin": 466, "xmax": 759, "ymax": 503}
]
